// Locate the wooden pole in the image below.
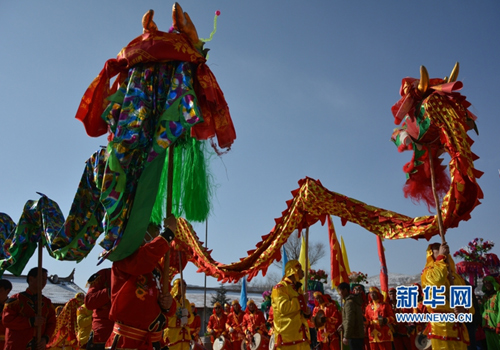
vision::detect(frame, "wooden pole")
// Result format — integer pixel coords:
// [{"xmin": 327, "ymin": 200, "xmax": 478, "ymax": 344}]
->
[
  {"xmin": 304, "ymin": 226, "xmax": 309, "ymax": 294},
  {"xmin": 340, "ymin": 298, "xmax": 344, "ymax": 350},
  {"xmin": 179, "ymin": 251, "xmax": 185, "ymax": 308},
  {"xmin": 203, "ymin": 220, "xmax": 208, "ymax": 332},
  {"xmin": 427, "ymin": 146, "xmax": 446, "ymax": 244},
  {"xmin": 36, "ymin": 241, "xmax": 43, "ymax": 344},
  {"xmin": 162, "ymin": 144, "xmax": 175, "ymax": 294}
]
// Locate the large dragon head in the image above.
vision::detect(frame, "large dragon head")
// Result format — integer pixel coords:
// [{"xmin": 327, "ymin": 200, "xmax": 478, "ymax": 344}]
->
[{"xmin": 390, "ymin": 63, "xmax": 482, "ymax": 226}]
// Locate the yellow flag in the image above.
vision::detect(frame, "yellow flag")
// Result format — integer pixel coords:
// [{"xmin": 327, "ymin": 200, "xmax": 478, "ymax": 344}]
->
[
  {"xmin": 299, "ymin": 235, "xmax": 310, "ymax": 286},
  {"xmin": 341, "ymin": 236, "xmax": 351, "ymax": 275}
]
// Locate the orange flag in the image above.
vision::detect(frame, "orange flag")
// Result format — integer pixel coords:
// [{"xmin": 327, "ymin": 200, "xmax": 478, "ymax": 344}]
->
[{"xmin": 328, "ymin": 215, "xmax": 349, "ymax": 288}]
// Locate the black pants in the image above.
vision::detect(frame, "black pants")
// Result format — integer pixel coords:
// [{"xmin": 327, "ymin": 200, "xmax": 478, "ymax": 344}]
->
[
  {"xmin": 86, "ymin": 332, "xmax": 106, "ymax": 350},
  {"xmin": 348, "ymin": 338, "xmax": 365, "ymax": 350}
]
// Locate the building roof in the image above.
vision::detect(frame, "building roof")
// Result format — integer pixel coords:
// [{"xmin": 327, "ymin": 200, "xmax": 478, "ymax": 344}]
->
[
  {"xmin": 3, "ymin": 269, "xmax": 86, "ymax": 306},
  {"xmin": 185, "ymin": 284, "xmax": 264, "ymax": 308}
]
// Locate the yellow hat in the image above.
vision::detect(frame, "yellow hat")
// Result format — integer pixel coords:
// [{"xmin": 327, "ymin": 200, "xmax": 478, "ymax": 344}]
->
[
  {"xmin": 284, "ymin": 260, "xmax": 301, "ymax": 278},
  {"xmin": 171, "ymin": 278, "xmax": 186, "ymax": 299}
]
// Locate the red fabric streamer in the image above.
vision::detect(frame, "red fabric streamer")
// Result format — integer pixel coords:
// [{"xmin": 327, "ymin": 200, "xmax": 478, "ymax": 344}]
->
[
  {"xmin": 377, "ymin": 236, "xmax": 389, "ymax": 302},
  {"xmin": 327, "ymin": 215, "xmax": 349, "ymax": 287}
]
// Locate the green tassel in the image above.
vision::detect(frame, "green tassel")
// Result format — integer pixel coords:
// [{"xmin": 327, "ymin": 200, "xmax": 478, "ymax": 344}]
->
[
  {"xmin": 150, "ymin": 136, "xmax": 213, "ymax": 224},
  {"xmin": 181, "ymin": 137, "xmax": 212, "ymax": 221}
]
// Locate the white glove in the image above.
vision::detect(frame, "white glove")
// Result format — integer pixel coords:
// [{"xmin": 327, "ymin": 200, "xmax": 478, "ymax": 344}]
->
[
  {"xmin": 181, "ymin": 316, "xmax": 188, "ymax": 326},
  {"xmin": 181, "ymin": 308, "xmax": 189, "ymax": 317}
]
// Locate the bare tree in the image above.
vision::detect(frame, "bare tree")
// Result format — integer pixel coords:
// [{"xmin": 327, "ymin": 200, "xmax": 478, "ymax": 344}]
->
[
  {"xmin": 249, "ymin": 272, "xmax": 281, "ymax": 291},
  {"xmin": 273, "ymin": 230, "xmax": 326, "ymax": 269}
]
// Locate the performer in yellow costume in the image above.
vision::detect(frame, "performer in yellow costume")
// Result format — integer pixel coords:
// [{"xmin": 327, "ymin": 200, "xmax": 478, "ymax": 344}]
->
[
  {"xmin": 163, "ymin": 278, "xmax": 194, "ymax": 350},
  {"xmin": 271, "ymin": 260, "xmax": 311, "ymax": 350},
  {"xmin": 421, "ymin": 242, "xmax": 472, "ymax": 350}
]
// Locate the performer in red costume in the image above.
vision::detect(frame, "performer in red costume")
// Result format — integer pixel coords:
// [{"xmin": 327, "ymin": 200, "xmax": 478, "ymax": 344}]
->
[
  {"xmin": 188, "ymin": 303, "xmax": 201, "ymax": 344},
  {"xmin": 106, "ymin": 216, "xmax": 177, "ymax": 350},
  {"xmin": 84, "ymin": 268, "xmax": 113, "ymax": 350},
  {"xmin": 388, "ymin": 288, "xmax": 411, "ymax": 350},
  {"xmin": 0, "ymin": 279, "xmax": 12, "ymax": 349},
  {"xmin": 3, "ymin": 267, "xmax": 56, "ymax": 350},
  {"xmin": 312, "ymin": 292, "xmax": 342, "ymax": 350},
  {"xmin": 226, "ymin": 300, "xmax": 245, "ymax": 350},
  {"xmin": 207, "ymin": 302, "xmax": 227, "ymax": 344},
  {"xmin": 408, "ymin": 283, "xmax": 427, "ymax": 350},
  {"xmin": 364, "ymin": 287, "xmax": 395, "ymax": 350},
  {"xmin": 242, "ymin": 300, "xmax": 269, "ymax": 350}
]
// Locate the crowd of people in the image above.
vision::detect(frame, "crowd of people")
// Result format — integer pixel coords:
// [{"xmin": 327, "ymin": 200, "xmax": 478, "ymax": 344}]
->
[{"xmin": 0, "ymin": 236, "xmax": 499, "ymax": 350}]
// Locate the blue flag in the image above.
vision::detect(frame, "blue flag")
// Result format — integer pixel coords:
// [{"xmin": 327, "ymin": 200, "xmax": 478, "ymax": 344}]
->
[
  {"xmin": 240, "ymin": 277, "xmax": 248, "ymax": 311},
  {"xmin": 282, "ymin": 246, "xmax": 288, "ymax": 277}
]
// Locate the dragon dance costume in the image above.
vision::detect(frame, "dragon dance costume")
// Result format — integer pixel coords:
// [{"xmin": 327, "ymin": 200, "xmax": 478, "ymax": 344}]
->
[
  {"xmin": 76, "ymin": 304, "xmax": 93, "ymax": 348},
  {"xmin": 107, "ymin": 234, "xmax": 175, "ymax": 350},
  {"xmin": 226, "ymin": 301, "xmax": 245, "ymax": 350},
  {"xmin": 188, "ymin": 303, "xmax": 202, "ymax": 343},
  {"xmin": 242, "ymin": 300, "xmax": 269, "ymax": 350},
  {"xmin": 271, "ymin": 260, "xmax": 310, "ymax": 350},
  {"xmin": 2, "ymin": 289, "xmax": 56, "ymax": 350},
  {"xmin": 421, "ymin": 244, "xmax": 470, "ymax": 350},
  {"xmin": 47, "ymin": 293, "xmax": 85, "ymax": 349},
  {"xmin": 388, "ymin": 288, "xmax": 411, "ymax": 350},
  {"xmin": 207, "ymin": 303, "xmax": 227, "ymax": 344},
  {"xmin": 364, "ymin": 287, "xmax": 395, "ymax": 350},
  {"xmin": 312, "ymin": 292, "xmax": 342, "ymax": 350},
  {"xmin": 163, "ymin": 279, "xmax": 194, "ymax": 350},
  {"xmin": 85, "ymin": 268, "xmax": 113, "ymax": 349}
]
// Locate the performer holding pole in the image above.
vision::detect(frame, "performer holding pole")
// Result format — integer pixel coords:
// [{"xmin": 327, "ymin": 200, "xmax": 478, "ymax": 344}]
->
[
  {"xmin": 163, "ymin": 278, "xmax": 193, "ymax": 350},
  {"xmin": 271, "ymin": 260, "xmax": 311, "ymax": 350}
]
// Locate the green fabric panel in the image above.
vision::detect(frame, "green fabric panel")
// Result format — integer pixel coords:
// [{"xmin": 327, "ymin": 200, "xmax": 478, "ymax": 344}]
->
[
  {"xmin": 6, "ymin": 240, "xmax": 37, "ymax": 276},
  {"xmin": 106, "ymin": 151, "xmax": 166, "ymax": 261},
  {"xmin": 51, "ymin": 214, "xmax": 98, "ymax": 262},
  {"xmin": 150, "ymin": 150, "xmax": 170, "ymax": 225}
]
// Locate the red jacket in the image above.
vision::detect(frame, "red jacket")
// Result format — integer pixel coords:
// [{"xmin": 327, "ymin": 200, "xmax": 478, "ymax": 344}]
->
[
  {"xmin": 207, "ymin": 313, "xmax": 227, "ymax": 343},
  {"xmin": 226, "ymin": 310, "xmax": 245, "ymax": 342},
  {"xmin": 189, "ymin": 313, "xmax": 201, "ymax": 341},
  {"xmin": 107, "ymin": 236, "xmax": 175, "ymax": 350},
  {"xmin": 2, "ymin": 289, "xmax": 56, "ymax": 350},
  {"xmin": 242, "ymin": 309, "xmax": 267, "ymax": 336},
  {"xmin": 312, "ymin": 302, "xmax": 342, "ymax": 342},
  {"xmin": 0, "ymin": 301, "xmax": 7, "ymax": 348},
  {"xmin": 364, "ymin": 301, "xmax": 395, "ymax": 343},
  {"xmin": 85, "ymin": 268, "xmax": 113, "ymax": 343}
]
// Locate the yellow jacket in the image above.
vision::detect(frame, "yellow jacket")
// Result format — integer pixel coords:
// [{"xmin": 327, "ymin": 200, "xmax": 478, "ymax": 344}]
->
[
  {"xmin": 421, "ymin": 245, "xmax": 471, "ymax": 349},
  {"xmin": 271, "ymin": 278, "xmax": 310, "ymax": 349},
  {"xmin": 163, "ymin": 296, "xmax": 194, "ymax": 350},
  {"xmin": 76, "ymin": 305, "xmax": 93, "ymax": 347}
]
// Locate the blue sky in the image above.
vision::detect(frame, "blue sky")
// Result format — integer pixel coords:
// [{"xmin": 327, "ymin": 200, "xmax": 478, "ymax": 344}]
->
[{"xmin": 1, "ymin": 1, "xmax": 499, "ymax": 290}]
